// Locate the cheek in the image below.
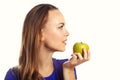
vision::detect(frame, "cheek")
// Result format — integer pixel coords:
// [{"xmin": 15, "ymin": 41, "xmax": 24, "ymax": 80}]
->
[
  {"xmin": 42, "ymin": 29, "xmax": 61, "ymax": 42},
  {"xmin": 43, "ymin": 31, "xmax": 65, "ymax": 51},
  {"xmin": 48, "ymin": 31, "xmax": 62, "ymax": 42}
]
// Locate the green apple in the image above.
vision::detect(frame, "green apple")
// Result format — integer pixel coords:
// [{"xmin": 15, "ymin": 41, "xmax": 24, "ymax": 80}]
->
[{"xmin": 73, "ymin": 42, "xmax": 89, "ymax": 55}]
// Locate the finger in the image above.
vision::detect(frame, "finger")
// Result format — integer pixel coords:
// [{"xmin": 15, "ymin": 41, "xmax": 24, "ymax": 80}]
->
[
  {"xmin": 87, "ymin": 49, "xmax": 91, "ymax": 60},
  {"xmin": 69, "ymin": 54, "xmax": 79, "ymax": 65},
  {"xmin": 70, "ymin": 54, "xmax": 77, "ymax": 61},
  {"xmin": 83, "ymin": 48, "xmax": 87, "ymax": 59},
  {"xmin": 74, "ymin": 53, "xmax": 83, "ymax": 60}
]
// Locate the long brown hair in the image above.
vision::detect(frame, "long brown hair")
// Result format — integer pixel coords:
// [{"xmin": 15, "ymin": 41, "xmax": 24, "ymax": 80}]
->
[{"xmin": 19, "ymin": 4, "xmax": 58, "ymax": 80}]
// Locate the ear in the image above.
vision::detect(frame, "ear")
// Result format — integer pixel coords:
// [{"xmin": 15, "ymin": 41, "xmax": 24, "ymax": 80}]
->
[{"xmin": 40, "ymin": 29, "xmax": 45, "ymax": 41}]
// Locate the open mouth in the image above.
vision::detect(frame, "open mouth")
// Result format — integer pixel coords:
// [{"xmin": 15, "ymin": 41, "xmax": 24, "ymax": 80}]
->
[{"xmin": 63, "ymin": 40, "xmax": 67, "ymax": 45}]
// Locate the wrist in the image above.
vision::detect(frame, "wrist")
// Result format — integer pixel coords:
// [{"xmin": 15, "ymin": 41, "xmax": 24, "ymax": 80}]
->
[{"xmin": 63, "ymin": 64, "xmax": 76, "ymax": 80}]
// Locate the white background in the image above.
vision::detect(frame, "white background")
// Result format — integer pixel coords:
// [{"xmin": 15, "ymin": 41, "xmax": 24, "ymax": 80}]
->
[{"xmin": 0, "ymin": 0, "xmax": 120, "ymax": 80}]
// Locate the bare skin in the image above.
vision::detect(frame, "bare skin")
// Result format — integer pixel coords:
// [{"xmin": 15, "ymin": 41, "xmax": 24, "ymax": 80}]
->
[
  {"xmin": 63, "ymin": 49, "xmax": 90, "ymax": 80},
  {"xmin": 39, "ymin": 9, "xmax": 90, "ymax": 79}
]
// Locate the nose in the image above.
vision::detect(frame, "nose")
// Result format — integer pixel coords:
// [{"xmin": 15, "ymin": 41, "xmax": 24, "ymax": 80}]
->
[{"xmin": 65, "ymin": 29, "xmax": 69, "ymax": 36}]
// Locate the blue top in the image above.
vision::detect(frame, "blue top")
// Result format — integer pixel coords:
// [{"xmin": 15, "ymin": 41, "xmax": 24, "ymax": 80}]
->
[{"xmin": 5, "ymin": 58, "xmax": 77, "ymax": 80}]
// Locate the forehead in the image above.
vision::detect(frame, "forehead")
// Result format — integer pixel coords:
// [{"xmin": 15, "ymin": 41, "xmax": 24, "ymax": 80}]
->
[{"xmin": 47, "ymin": 10, "xmax": 65, "ymax": 24}]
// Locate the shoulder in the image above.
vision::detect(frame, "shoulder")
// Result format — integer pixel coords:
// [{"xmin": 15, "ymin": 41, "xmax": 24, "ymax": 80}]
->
[
  {"xmin": 53, "ymin": 58, "xmax": 68, "ymax": 67},
  {"xmin": 4, "ymin": 67, "xmax": 19, "ymax": 80},
  {"xmin": 53, "ymin": 58, "xmax": 68, "ymax": 71},
  {"xmin": 53, "ymin": 58, "xmax": 77, "ymax": 79}
]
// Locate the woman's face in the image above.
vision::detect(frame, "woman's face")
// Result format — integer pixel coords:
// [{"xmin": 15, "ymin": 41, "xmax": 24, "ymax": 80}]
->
[{"xmin": 41, "ymin": 10, "xmax": 69, "ymax": 52}]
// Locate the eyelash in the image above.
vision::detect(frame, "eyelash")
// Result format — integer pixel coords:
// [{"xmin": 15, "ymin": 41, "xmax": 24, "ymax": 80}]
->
[{"xmin": 58, "ymin": 25, "xmax": 64, "ymax": 29}]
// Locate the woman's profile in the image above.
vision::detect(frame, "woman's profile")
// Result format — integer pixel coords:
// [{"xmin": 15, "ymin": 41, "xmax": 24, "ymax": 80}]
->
[{"xmin": 5, "ymin": 4, "xmax": 90, "ymax": 80}]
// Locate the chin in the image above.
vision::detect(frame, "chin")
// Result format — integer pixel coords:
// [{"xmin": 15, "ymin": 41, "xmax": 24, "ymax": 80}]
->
[
  {"xmin": 53, "ymin": 46, "xmax": 66, "ymax": 52},
  {"xmin": 58, "ymin": 48, "xmax": 66, "ymax": 52}
]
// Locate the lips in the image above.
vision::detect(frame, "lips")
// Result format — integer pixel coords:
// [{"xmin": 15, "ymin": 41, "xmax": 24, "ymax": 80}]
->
[{"xmin": 63, "ymin": 39, "xmax": 67, "ymax": 45}]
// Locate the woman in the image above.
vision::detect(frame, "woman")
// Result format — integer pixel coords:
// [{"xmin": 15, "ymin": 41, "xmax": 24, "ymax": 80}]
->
[{"xmin": 5, "ymin": 4, "xmax": 90, "ymax": 80}]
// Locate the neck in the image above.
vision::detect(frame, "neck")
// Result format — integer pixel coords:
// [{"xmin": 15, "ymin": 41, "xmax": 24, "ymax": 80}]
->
[
  {"xmin": 38, "ymin": 44, "xmax": 54, "ymax": 77},
  {"xmin": 39, "ymin": 54, "xmax": 53, "ymax": 68},
  {"xmin": 38, "ymin": 45, "xmax": 53, "ymax": 67},
  {"xmin": 38, "ymin": 54, "xmax": 54, "ymax": 77}
]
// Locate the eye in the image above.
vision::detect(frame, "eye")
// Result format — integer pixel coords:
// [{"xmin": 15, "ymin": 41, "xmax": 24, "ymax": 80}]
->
[
  {"xmin": 58, "ymin": 25, "xmax": 64, "ymax": 29},
  {"xmin": 58, "ymin": 23, "xmax": 65, "ymax": 29}
]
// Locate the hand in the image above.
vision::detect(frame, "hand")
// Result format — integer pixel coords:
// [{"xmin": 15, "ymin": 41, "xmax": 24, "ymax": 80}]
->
[{"xmin": 63, "ymin": 48, "xmax": 91, "ymax": 68}]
